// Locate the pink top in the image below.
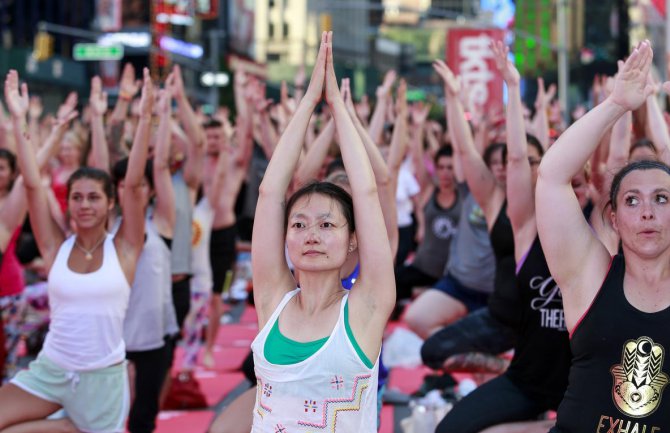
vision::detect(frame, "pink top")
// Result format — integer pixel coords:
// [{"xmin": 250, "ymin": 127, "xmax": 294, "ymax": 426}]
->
[{"xmin": 0, "ymin": 229, "xmax": 25, "ymax": 298}]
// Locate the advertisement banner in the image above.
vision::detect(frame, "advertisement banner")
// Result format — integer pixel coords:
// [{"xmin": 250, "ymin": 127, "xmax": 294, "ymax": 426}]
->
[
  {"xmin": 97, "ymin": 0, "xmax": 122, "ymax": 31},
  {"xmin": 228, "ymin": 0, "xmax": 255, "ymax": 59},
  {"xmin": 446, "ymin": 28, "xmax": 504, "ymax": 115}
]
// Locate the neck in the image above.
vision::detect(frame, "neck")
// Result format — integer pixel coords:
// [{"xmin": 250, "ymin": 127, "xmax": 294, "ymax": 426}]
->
[
  {"xmin": 76, "ymin": 228, "xmax": 108, "ymax": 249},
  {"xmin": 296, "ymin": 270, "xmax": 345, "ymax": 315},
  {"xmin": 623, "ymin": 247, "xmax": 670, "ymax": 285}
]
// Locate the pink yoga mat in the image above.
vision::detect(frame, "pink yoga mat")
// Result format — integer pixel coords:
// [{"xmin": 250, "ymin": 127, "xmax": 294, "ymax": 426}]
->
[
  {"xmin": 388, "ymin": 366, "xmax": 434, "ymax": 394},
  {"xmin": 379, "ymin": 404, "xmax": 394, "ymax": 433},
  {"xmin": 172, "ymin": 346, "xmax": 249, "ymax": 373},
  {"xmin": 216, "ymin": 323, "xmax": 258, "ymax": 347},
  {"xmin": 193, "ymin": 371, "xmax": 246, "ymax": 406},
  {"xmin": 154, "ymin": 410, "xmax": 215, "ymax": 433},
  {"xmin": 239, "ymin": 306, "xmax": 258, "ymax": 324}
]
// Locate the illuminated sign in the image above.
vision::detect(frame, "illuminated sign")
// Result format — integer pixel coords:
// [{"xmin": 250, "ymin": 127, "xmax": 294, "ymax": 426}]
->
[
  {"xmin": 98, "ymin": 32, "xmax": 151, "ymax": 48},
  {"xmin": 159, "ymin": 36, "xmax": 204, "ymax": 59}
]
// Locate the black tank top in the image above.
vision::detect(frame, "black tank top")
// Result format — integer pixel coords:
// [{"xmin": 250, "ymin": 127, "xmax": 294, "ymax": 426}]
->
[
  {"xmin": 487, "ymin": 201, "xmax": 520, "ymax": 326},
  {"xmin": 553, "ymin": 254, "xmax": 670, "ymax": 432},
  {"xmin": 505, "ymin": 236, "xmax": 571, "ymax": 409}
]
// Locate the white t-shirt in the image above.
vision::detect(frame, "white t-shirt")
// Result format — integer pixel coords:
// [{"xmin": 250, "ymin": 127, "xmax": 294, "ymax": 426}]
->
[{"xmin": 395, "ymin": 164, "xmax": 421, "ymax": 228}]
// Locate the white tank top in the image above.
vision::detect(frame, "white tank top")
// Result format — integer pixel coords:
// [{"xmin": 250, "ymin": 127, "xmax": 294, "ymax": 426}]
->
[
  {"xmin": 42, "ymin": 234, "xmax": 131, "ymax": 371},
  {"xmin": 251, "ymin": 289, "xmax": 379, "ymax": 433},
  {"xmin": 190, "ymin": 197, "xmax": 214, "ymax": 294}
]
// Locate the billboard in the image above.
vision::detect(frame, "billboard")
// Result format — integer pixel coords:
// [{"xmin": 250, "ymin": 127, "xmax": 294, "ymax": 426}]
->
[
  {"xmin": 228, "ymin": 0, "xmax": 255, "ymax": 59},
  {"xmin": 446, "ymin": 28, "xmax": 504, "ymax": 115}
]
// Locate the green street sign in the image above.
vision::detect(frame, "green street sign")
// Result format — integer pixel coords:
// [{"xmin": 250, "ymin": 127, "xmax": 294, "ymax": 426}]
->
[{"xmin": 73, "ymin": 44, "xmax": 124, "ymax": 61}]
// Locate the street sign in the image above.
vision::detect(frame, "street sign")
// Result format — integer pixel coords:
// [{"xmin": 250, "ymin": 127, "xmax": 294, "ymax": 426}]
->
[{"xmin": 73, "ymin": 43, "xmax": 124, "ymax": 61}]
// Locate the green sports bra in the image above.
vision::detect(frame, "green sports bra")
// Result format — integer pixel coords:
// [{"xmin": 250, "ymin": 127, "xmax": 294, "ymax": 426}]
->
[{"xmin": 264, "ymin": 300, "xmax": 374, "ymax": 368}]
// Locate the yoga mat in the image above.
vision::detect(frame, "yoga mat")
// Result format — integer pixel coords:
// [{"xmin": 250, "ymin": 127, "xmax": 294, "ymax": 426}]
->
[
  {"xmin": 194, "ymin": 371, "xmax": 246, "ymax": 406},
  {"xmin": 379, "ymin": 404, "xmax": 395, "ymax": 433},
  {"xmin": 239, "ymin": 306, "xmax": 258, "ymax": 324},
  {"xmin": 388, "ymin": 366, "xmax": 434, "ymax": 394},
  {"xmin": 216, "ymin": 323, "xmax": 258, "ymax": 347},
  {"xmin": 172, "ymin": 346, "xmax": 249, "ymax": 372},
  {"xmin": 155, "ymin": 410, "xmax": 215, "ymax": 433}
]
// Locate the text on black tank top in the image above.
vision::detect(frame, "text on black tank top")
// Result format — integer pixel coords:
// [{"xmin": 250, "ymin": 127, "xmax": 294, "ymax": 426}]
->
[{"xmin": 505, "ymin": 236, "xmax": 571, "ymax": 410}]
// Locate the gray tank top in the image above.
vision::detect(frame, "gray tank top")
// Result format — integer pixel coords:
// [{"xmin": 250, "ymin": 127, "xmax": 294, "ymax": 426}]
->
[
  {"xmin": 445, "ymin": 184, "xmax": 495, "ymax": 293},
  {"xmin": 171, "ymin": 170, "xmax": 192, "ymax": 275},
  {"xmin": 117, "ymin": 216, "xmax": 178, "ymax": 351},
  {"xmin": 411, "ymin": 190, "xmax": 462, "ymax": 279}
]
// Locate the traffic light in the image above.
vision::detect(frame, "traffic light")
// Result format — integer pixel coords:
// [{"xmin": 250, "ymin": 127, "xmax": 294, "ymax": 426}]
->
[{"xmin": 32, "ymin": 31, "xmax": 54, "ymax": 61}]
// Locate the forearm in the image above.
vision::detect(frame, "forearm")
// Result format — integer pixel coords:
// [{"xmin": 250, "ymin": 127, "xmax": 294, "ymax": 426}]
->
[
  {"xmin": 259, "ymin": 111, "xmax": 278, "ymax": 159},
  {"xmin": 540, "ymin": 98, "xmax": 626, "ymax": 185},
  {"xmin": 505, "ymin": 83, "xmax": 528, "ymax": 163},
  {"xmin": 12, "ymin": 116, "xmax": 42, "ymax": 189},
  {"xmin": 125, "ymin": 117, "xmax": 151, "ymax": 188},
  {"xmin": 110, "ymin": 99, "xmax": 129, "ymax": 125},
  {"xmin": 294, "ymin": 119, "xmax": 334, "ymax": 185},
  {"xmin": 332, "ymin": 101, "xmax": 377, "ymax": 194},
  {"xmin": 90, "ymin": 114, "xmax": 110, "ymax": 172},
  {"xmin": 352, "ymin": 114, "xmax": 392, "ymax": 187},
  {"xmin": 260, "ymin": 100, "xmax": 317, "ymax": 196},
  {"xmin": 646, "ymin": 95, "xmax": 670, "ymax": 162},
  {"xmin": 367, "ymin": 95, "xmax": 388, "ymax": 145},
  {"xmin": 387, "ymin": 111, "xmax": 408, "ymax": 175}
]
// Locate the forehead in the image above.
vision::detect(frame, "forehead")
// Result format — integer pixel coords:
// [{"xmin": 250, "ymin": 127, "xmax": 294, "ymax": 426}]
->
[
  {"xmin": 436, "ymin": 155, "xmax": 453, "ymax": 166},
  {"xmin": 69, "ymin": 178, "xmax": 106, "ymax": 194},
  {"xmin": 290, "ymin": 194, "xmax": 344, "ymax": 219},
  {"xmin": 619, "ymin": 168, "xmax": 670, "ymax": 194}
]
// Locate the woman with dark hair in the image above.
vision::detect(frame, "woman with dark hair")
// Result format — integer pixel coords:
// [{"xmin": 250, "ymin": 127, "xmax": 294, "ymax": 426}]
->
[
  {"xmin": 435, "ymin": 40, "xmax": 585, "ymax": 433},
  {"xmin": 249, "ymin": 32, "xmax": 394, "ymax": 432},
  {"xmin": 0, "ymin": 68, "xmax": 151, "ymax": 432},
  {"xmin": 536, "ymin": 41, "xmax": 670, "ymax": 432},
  {"xmin": 394, "ymin": 145, "xmax": 461, "ymax": 304}
]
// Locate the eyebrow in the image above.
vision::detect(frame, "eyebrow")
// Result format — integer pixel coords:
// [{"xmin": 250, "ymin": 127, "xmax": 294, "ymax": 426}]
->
[
  {"xmin": 289, "ymin": 212, "xmax": 335, "ymax": 220},
  {"xmin": 622, "ymin": 188, "xmax": 670, "ymax": 195}
]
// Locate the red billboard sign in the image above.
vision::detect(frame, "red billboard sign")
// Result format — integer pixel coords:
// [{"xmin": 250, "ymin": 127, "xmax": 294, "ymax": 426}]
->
[{"xmin": 446, "ymin": 28, "xmax": 504, "ymax": 115}]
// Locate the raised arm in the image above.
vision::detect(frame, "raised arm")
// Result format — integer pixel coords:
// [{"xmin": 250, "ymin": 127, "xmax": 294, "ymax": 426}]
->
[
  {"xmin": 492, "ymin": 41, "xmax": 535, "ymax": 260},
  {"xmin": 252, "ymin": 32, "xmax": 329, "ymax": 327},
  {"xmin": 293, "ymin": 118, "xmax": 335, "ymax": 187},
  {"xmin": 89, "ymin": 76, "xmax": 110, "ymax": 172},
  {"xmin": 368, "ymin": 70, "xmax": 396, "ymax": 145},
  {"xmin": 342, "ymin": 77, "xmax": 399, "ymax": 258},
  {"xmin": 152, "ymin": 87, "xmax": 176, "ymax": 238},
  {"xmin": 325, "ymin": 33, "xmax": 395, "ymax": 360},
  {"xmin": 168, "ymin": 65, "xmax": 206, "ymax": 191},
  {"xmin": 115, "ymin": 69, "xmax": 152, "ymax": 265},
  {"xmin": 386, "ymin": 80, "xmax": 408, "ymax": 179},
  {"xmin": 531, "ymin": 78, "xmax": 555, "ymax": 151},
  {"xmin": 434, "ymin": 59, "xmax": 504, "ymax": 224},
  {"xmin": 110, "ymin": 63, "xmax": 141, "ymax": 126},
  {"xmin": 5, "ymin": 70, "xmax": 65, "ymax": 269},
  {"xmin": 536, "ymin": 42, "xmax": 655, "ymax": 331},
  {"xmin": 645, "ymin": 76, "xmax": 670, "ymax": 165}
]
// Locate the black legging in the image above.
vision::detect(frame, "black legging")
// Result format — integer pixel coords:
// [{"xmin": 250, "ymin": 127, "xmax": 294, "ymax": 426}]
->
[
  {"xmin": 436, "ymin": 374, "xmax": 552, "ymax": 433},
  {"xmin": 126, "ymin": 339, "xmax": 174, "ymax": 433}
]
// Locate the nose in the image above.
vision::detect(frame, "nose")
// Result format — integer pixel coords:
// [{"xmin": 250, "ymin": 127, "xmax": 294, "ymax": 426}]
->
[
  {"xmin": 641, "ymin": 203, "xmax": 655, "ymax": 220},
  {"xmin": 305, "ymin": 225, "xmax": 320, "ymax": 243}
]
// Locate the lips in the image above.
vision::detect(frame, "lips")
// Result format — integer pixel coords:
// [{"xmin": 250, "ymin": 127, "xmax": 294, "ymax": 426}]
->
[{"xmin": 303, "ymin": 250, "xmax": 324, "ymax": 256}]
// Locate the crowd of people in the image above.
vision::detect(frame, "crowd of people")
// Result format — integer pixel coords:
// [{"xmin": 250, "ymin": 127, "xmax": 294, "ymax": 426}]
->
[{"xmin": 0, "ymin": 30, "xmax": 666, "ymax": 433}]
